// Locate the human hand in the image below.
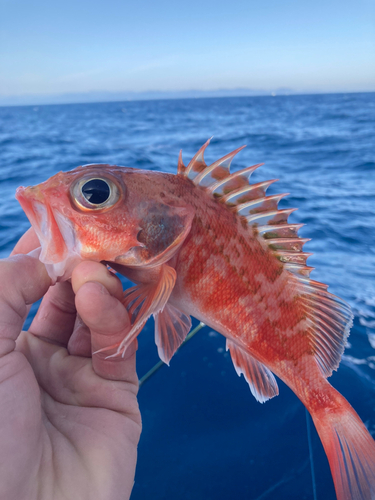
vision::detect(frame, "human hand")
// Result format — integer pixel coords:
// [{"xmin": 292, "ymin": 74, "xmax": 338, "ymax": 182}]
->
[{"xmin": 0, "ymin": 228, "xmax": 141, "ymax": 500}]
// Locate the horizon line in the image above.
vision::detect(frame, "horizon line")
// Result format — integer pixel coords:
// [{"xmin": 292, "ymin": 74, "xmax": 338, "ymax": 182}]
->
[{"xmin": 0, "ymin": 88, "xmax": 374, "ymax": 108}]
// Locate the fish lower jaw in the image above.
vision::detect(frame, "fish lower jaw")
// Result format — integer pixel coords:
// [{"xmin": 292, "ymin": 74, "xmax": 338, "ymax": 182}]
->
[
  {"xmin": 39, "ymin": 213, "xmax": 82, "ymax": 282},
  {"xmin": 30, "ymin": 202, "xmax": 81, "ymax": 282}
]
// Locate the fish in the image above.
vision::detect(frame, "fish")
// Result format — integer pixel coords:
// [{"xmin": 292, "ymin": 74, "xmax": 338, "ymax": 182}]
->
[{"xmin": 16, "ymin": 139, "xmax": 375, "ymax": 500}]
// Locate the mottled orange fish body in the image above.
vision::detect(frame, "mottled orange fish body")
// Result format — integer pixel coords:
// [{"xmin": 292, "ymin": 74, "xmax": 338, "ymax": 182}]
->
[{"xmin": 16, "ymin": 141, "xmax": 375, "ymax": 500}]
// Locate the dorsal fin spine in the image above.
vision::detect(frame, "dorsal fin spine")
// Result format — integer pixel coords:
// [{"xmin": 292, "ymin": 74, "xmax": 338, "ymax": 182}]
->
[
  {"xmin": 279, "ymin": 250, "xmax": 313, "ymax": 258},
  {"xmin": 258, "ymin": 223, "xmax": 305, "ymax": 237},
  {"xmin": 276, "ymin": 250, "xmax": 312, "ymax": 265},
  {"xmin": 236, "ymin": 193, "xmax": 289, "ymax": 215},
  {"xmin": 208, "ymin": 163, "xmax": 264, "ymax": 195},
  {"xmin": 185, "ymin": 138, "xmax": 212, "ymax": 179},
  {"xmin": 265, "ymin": 237, "xmax": 311, "ymax": 251},
  {"xmin": 222, "ymin": 179, "xmax": 278, "ymax": 203},
  {"xmin": 194, "ymin": 145, "xmax": 246, "ymax": 186},
  {"xmin": 177, "ymin": 150, "xmax": 186, "ymax": 175},
  {"xmin": 245, "ymin": 207, "xmax": 297, "ymax": 224},
  {"xmin": 284, "ymin": 264, "xmax": 314, "ymax": 277}
]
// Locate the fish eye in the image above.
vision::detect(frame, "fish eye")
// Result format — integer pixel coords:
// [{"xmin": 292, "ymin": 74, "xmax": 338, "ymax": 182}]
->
[
  {"xmin": 71, "ymin": 176, "xmax": 121, "ymax": 211},
  {"xmin": 81, "ymin": 178, "xmax": 110, "ymax": 204}
]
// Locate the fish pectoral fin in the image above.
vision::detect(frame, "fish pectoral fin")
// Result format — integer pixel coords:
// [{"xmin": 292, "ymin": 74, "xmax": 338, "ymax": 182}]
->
[
  {"xmin": 226, "ymin": 340, "xmax": 279, "ymax": 403},
  {"xmin": 123, "ymin": 263, "xmax": 177, "ymax": 327},
  {"xmin": 102, "ymin": 264, "xmax": 177, "ymax": 358},
  {"xmin": 154, "ymin": 304, "xmax": 192, "ymax": 365}
]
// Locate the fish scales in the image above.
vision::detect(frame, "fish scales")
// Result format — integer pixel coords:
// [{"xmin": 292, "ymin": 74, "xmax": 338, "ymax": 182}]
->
[
  {"xmin": 173, "ymin": 176, "xmax": 312, "ymax": 371},
  {"xmin": 16, "ymin": 141, "xmax": 375, "ymax": 500}
]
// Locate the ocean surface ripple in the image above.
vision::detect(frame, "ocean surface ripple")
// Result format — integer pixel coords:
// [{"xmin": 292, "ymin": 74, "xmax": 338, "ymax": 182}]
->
[{"xmin": 0, "ymin": 93, "xmax": 374, "ymax": 499}]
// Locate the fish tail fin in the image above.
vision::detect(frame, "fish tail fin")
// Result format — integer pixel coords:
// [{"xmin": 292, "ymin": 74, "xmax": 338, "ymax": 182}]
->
[{"xmin": 310, "ymin": 388, "xmax": 375, "ymax": 500}]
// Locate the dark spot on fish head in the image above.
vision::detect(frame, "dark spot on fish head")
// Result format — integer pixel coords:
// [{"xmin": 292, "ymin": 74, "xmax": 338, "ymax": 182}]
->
[{"xmin": 137, "ymin": 203, "xmax": 187, "ymax": 259}]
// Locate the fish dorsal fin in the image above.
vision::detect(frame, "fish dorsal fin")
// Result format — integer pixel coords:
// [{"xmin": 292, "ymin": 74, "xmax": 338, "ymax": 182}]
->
[
  {"xmin": 154, "ymin": 304, "xmax": 192, "ymax": 365},
  {"xmin": 221, "ymin": 178, "xmax": 276, "ymax": 204},
  {"xmin": 185, "ymin": 138, "xmax": 212, "ymax": 181},
  {"xmin": 208, "ymin": 164, "xmax": 264, "ymax": 197},
  {"xmin": 179, "ymin": 141, "xmax": 353, "ymax": 377},
  {"xmin": 298, "ymin": 279, "xmax": 353, "ymax": 377},
  {"xmin": 226, "ymin": 339, "xmax": 279, "ymax": 403},
  {"xmin": 177, "ymin": 150, "xmax": 186, "ymax": 175},
  {"xmin": 236, "ymin": 193, "xmax": 290, "ymax": 215},
  {"xmin": 193, "ymin": 145, "xmax": 246, "ymax": 188},
  {"xmin": 178, "ymin": 141, "xmax": 311, "ymax": 276}
]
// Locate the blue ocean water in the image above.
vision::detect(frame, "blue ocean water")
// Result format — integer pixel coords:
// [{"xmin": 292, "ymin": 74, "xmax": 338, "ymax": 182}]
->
[{"xmin": 0, "ymin": 93, "xmax": 374, "ymax": 499}]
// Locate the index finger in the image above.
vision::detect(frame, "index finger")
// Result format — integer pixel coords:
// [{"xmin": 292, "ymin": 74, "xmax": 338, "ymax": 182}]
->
[
  {"xmin": 0, "ymin": 255, "xmax": 50, "ymax": 356},
  {"xmin": 74, "ymin": 281, "xmax": 136, "ymax": 384},
  {"xmin": 11, "ymin": 227, "xmax": 40, "ymax": 256}
]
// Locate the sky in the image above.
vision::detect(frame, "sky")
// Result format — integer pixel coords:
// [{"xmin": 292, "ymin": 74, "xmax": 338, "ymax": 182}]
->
[{"xmin": 0, "ymin": 0, "xmax": 374, "ymax": 104}]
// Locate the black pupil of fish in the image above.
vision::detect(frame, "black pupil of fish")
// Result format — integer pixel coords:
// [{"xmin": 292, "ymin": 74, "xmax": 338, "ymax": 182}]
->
[{"xmin": 81, "ymin": 179, "xmax": 110, "ymax": 204}]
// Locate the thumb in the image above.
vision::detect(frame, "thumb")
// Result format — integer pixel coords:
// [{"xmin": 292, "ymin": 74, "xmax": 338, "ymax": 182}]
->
[{"xmin": 0, "ymin": 254, "xmax": 51, "ymax": 357}]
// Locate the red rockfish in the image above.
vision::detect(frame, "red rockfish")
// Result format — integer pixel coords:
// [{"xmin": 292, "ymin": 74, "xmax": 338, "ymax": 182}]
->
[{"xmin": 16, "ymin": 140, "xmax": 375, "ymax": 500}]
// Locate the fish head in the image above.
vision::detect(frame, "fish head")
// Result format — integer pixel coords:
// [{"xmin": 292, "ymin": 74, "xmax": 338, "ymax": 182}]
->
[{"xmin": 16, "ymin": 164, "xmax": 194, "ymax": 281}]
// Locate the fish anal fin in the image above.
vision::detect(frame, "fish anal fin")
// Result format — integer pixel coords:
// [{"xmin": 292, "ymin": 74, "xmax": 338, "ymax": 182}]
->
[
  {"xmin": 154, "ymin": 304, "xmax": 192, "ymax": 365},
  {"xmin": 226, "ymin": 339, "xmax": 279, "ymax": 403}
]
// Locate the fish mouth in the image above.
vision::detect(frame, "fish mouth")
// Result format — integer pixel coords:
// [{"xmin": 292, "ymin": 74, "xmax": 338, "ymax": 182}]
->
[{"xmin": 16, "ymin": 186, "xmax": 81, "ymax": 281}]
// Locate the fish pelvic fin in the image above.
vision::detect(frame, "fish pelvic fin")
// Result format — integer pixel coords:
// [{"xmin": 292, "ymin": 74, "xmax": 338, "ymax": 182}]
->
[
  {"xmin": 311, "ymin": 384, "xmax": 375, "ymax": 500},
  {"xmin": 154, "ymin": 304, "xmax": 192, "ymax": 365},
  {"xmin": 226, "ymin": 339, "xmax": 279, "ymax": 403}
]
